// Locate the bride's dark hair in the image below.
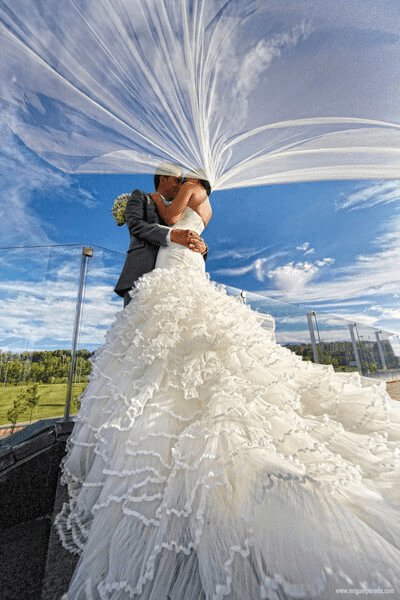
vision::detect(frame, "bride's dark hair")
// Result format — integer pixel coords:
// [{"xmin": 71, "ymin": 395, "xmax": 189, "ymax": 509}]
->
[{"xmin": 199, "ymin": 179, "xmax": 212, "ymax": 196}]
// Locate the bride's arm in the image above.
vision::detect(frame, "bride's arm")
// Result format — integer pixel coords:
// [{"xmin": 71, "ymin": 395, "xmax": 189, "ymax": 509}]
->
[{"xmin": 150, "ymin": 183, "xmax": 194, "ymax": 225}]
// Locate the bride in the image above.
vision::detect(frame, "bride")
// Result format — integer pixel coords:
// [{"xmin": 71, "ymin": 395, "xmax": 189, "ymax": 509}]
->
[{"xmin": 56, "ymin": 175, "xmax": 400, "ymax": 599}]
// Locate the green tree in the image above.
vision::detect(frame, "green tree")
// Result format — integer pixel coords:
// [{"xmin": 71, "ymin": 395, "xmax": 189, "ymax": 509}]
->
[
  {"xmin": 7, "ymin": 391, "xmax": 28, "ymax": 433},
  {"xmin": 25, "ymin": 383, "xmax": 41, "ymax": 422}
]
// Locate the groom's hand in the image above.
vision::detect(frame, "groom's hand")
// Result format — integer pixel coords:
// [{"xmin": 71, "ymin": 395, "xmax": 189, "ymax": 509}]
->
[{"xmin": 170, "ymin": 229, "xmax": 207, "ymax": 254}]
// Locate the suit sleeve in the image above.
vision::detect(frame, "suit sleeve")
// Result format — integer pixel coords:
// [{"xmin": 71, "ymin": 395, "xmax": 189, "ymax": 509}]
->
[{"xmin": 125, "ymin": 189, "xmax": 170, "ymax": 246}]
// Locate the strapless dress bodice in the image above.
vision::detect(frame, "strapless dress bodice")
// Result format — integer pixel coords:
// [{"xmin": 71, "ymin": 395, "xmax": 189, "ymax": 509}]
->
[
  {"xmin": 155, "ymin": 206, "xmax": 206, "ymax": 273},
  {"xmin": 169, "ymin": 206, "xmax": 205, "ymax": 235}
]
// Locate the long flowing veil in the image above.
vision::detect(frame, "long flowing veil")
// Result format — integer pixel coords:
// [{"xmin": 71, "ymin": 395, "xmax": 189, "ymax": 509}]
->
[{"xmin": 1, "ymin": 0, "xmax": 400, "ymax": 189}]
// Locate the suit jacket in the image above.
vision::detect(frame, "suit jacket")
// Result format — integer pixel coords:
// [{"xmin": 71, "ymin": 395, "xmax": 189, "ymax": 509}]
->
[{"xmin": 114, "ymin": 189, "xmax": 170, "ymax": 297}]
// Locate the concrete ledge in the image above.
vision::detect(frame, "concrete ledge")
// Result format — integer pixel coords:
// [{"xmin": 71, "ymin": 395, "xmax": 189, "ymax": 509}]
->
[
  {"xmin": 0, "ymin": 418, "xmax": 74, "ymax": 453},
  {"xmin": 0, "ymin": 419, "xmax": 74, "ymax": 529},
  {"xmin": 13, "ymin": 428, "xmax": 57, "ymax": 461}
]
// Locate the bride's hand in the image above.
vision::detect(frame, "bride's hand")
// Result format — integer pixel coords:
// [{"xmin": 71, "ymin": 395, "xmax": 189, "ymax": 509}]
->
[{"xmin": 170, "ymin": 229, "xmax": 207, "ymax": 254}]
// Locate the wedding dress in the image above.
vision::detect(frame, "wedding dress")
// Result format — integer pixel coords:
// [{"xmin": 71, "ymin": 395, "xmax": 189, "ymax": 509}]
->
[{"xmin": 56, "ymin": 207, "xmax": 400, "ymax": 600}]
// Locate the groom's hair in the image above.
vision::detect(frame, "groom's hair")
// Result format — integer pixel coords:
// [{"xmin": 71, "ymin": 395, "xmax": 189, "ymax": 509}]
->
[{"xmin": 154, "ymin": 162, "xmax": 183, "ymax": 190}]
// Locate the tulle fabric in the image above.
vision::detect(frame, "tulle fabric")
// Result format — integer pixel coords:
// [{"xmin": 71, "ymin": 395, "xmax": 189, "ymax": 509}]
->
[{"xmin": 56, "ymin": 212, "xmax": 400, "ymax": 599}]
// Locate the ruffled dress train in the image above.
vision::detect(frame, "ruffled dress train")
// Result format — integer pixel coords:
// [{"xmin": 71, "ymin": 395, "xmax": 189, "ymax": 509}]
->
[{"xmin": 56, "ymin": 209, "xmax": 400, "ymax": 599}]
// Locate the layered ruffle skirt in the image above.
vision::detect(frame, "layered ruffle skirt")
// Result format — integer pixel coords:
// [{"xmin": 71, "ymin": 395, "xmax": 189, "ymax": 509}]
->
[{"xmin": 56, "ymin": 267, "xmax": 400, "ymax": 599}]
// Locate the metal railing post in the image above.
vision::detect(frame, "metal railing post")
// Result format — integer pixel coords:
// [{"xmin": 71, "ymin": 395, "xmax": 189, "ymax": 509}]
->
[
  {"xmin": 307, "ymin": 312, "xmax": 319, "ymax": 363},
  {"xmin": 64, "ymin": 246, "xmax": 93, "ymax": 420},
  {"xmin": 375, "ymin": 330, "xmax": 387, "ymax": 370},
  {"xmin": 349, "ymin": 323, "xmax": 363, "ymax": 374}
]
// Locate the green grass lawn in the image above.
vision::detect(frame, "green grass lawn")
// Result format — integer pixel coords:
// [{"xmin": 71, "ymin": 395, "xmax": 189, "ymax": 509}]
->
[{"xmin": 0, "ymin": 382, "xmax": 86, "ymax": 426}]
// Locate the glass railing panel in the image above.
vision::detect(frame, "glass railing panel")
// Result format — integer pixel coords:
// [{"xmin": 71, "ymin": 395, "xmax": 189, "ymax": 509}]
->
[
  {"xmin": 1, "ymin": 245, "xmax": 399, "ymax": 439},
  {"xmin": 75, "ymin": 245, "xmax": 125, "ymax": 352},
  {"xmin": 0, "ymin": 244, "xmax": 89, "ymax": 432},
  {"xmin": 61, "ymin": 245, "xmax": 126, "ymax": 417},
  {"xmin": 224, "ymin": 285, "xmax": 400, "ymax": 380}
]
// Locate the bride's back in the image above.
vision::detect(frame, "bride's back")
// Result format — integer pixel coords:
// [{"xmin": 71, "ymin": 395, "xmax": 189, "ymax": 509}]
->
[{"xmin": 185, "ymin": 180, "xmax": 212, "ymax": 227}]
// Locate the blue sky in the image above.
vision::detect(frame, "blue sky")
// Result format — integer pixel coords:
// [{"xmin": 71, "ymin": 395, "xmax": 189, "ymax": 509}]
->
[{"xmin": 1, "ymin": 127, "xmax": 400, "ymax": 354}]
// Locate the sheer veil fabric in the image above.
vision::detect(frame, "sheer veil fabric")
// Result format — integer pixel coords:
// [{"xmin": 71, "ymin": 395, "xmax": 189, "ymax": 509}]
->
[
  {"xmin": 56, "ymin": 208, "xmax": 400, "ymax": 599},
  {"xmin": 1, "ymin": 0, "xmax": 400, "ymax": 188}
]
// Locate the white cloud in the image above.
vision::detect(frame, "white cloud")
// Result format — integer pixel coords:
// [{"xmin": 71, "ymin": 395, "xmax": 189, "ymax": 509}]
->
[
  {"xmin": 256, "ymin": 215, "xmax": 400, "ymax": 333},
  {"xmin": 296, "ymin": 242, "xmax": 309, "ymax": 251},
  {"xmin": 212, "ymin": 248, "xmax": 263, "ymax": 261},
  {"xmin": 311, "ymin": 300, "xmax": 372, "ymax": 310},
  {"xmin": 214, "ymin": 251, "xmax": 289, "ymax": 280},
  {"xmin": 0, "ymin": 112, "xmax": 97, "ymax": 246},
  {"xmin": 266, "ymin": 258, "xmax": 334, "ymax": 295},
  {"xmin": 369, "ymin": 304, "xmax": 383, "ymax": 312},
  {"xmin": 315, "ymin": 258, "xmax": 335, "ymax": 267},
  {"xmin": 0, "ymin": 246, "xmax": 123, "ymax": 351},
  {"xmin": 296, "ymin": 241, "xmax": 315, "ymax": 255},
  {"xmin": 215, "ymin": 260, "xmax": 265, "ymax": 278},
  {"xmin": 0, "ymin": 278, "xmax": 120, "ymax": 351},
  {"xmin": 318, "ymin": 311, "xmax": 379, "ymax": 329},
  {"xmin": 336, "ymin": 181, "xmax": 400, "ymax": 212}
]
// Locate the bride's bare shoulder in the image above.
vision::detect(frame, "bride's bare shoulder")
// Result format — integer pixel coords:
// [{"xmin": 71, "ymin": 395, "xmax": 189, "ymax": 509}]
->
[{"xmin": 184, "ymin": 181, "xmax": 207, "ymax": 203}]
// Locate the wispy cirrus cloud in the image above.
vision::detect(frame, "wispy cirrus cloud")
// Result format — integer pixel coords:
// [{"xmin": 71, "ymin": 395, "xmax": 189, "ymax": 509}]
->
[
  {"xmin": 229, "ymin": 19, "xmax": 313, "ymax": 126},
  {"xmin": 211, "ymin": 246, "xmax": 274, "ymax": 261},
  {"xmin": 336, "ymin": 180, "xmax": 400, "ymax": 212},
  {"xmin": 234, "ymin": 20, "xmax": 313, "ymax": 98},
  {"xmin": 215, "ymin": 258, "xmax": 269, "ymax": 281},
  {"xmin": 214, "ymin": 251, "xmax": 289, "ymax": 280}
]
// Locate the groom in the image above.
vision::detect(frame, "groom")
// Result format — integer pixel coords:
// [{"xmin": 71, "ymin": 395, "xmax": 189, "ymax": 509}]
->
[{"xmin": 114, "ymin": 162, "xmax": 207, "ymax": 306}]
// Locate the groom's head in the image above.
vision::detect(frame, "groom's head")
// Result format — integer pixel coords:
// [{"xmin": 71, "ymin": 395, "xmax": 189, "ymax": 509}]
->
[{"xmin": 154, "ymin": 162, "xmax": 183, "ymax": 201}]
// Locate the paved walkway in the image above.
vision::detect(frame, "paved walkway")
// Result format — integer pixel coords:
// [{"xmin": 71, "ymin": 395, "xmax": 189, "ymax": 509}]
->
[
  {"xmin": 0, "ymin": 420, "xmax": 35, "ymax": 438},
  {"xmin": 0, "ymin": 424, "xmax": 27, "ymax": 438},
  {"xmin": 386, "ymin": 379, "xmax": 400, "ymax": 401}
]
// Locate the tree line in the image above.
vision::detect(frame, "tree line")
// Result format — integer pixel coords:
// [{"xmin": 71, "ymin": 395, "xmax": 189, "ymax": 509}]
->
[
  {"xmin": 0, "ymin": 349, "xmax": 93, "ymax": 386},
  {"xmin": 285, "ymin": 340, "xmax": 400, "ymax": 373}
]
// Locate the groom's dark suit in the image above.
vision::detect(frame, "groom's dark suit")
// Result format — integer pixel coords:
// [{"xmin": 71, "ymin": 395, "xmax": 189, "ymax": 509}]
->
[{"xmin": 114, "ymin": 189, "xmax": 170, "ymax": 297}]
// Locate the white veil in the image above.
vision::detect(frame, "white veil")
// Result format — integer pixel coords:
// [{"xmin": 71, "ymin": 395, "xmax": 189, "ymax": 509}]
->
[{"xmin": 1, "ymin": 0, "xmax": 399, "ymax": 190}]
